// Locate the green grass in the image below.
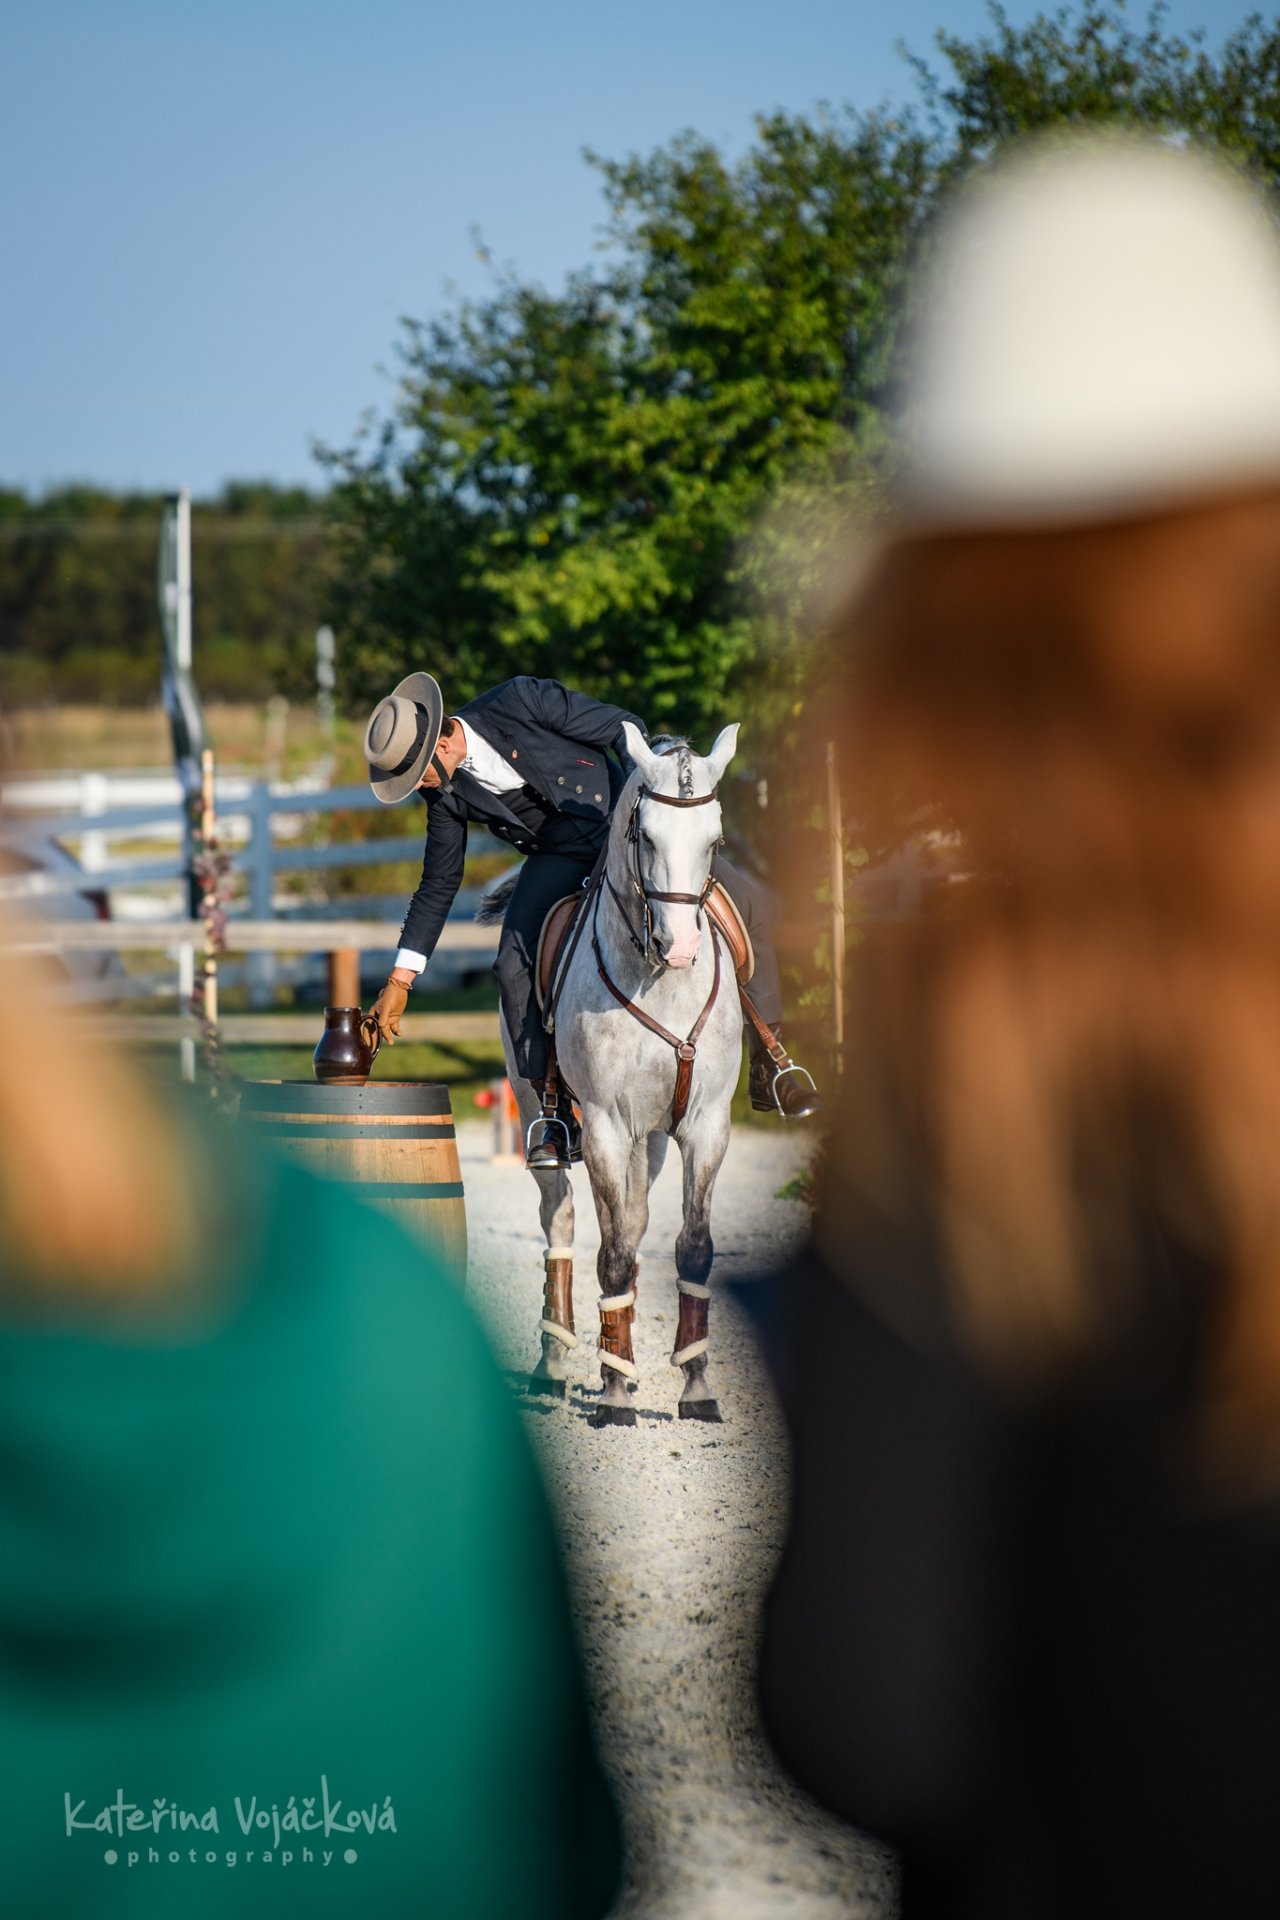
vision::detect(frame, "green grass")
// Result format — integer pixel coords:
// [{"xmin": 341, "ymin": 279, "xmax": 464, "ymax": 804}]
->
[
  {"xmin": 137, "ymin": 1036, "xmax": 780, "ymax": 1128},
  {"xmin": 128, "ymin": 988, "xmax": 801, "ymax": 1129}
]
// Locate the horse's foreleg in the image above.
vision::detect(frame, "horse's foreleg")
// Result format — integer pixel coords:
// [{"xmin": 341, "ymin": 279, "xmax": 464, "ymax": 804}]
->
[
  {"xmin": 507, "ymin": 1051, "xmax": 577, "ymax": 1400},
  {"xmin": 673, "ymin": 1122, "xmax": 731, "ymax": 1423},
  {"xmin": 584, "ymin": 1119, "xmax": 642, "ymax": 1428},
  {"xmin": 624, "ymin": 1132, "xmax": 663, "ymax": 1247}
]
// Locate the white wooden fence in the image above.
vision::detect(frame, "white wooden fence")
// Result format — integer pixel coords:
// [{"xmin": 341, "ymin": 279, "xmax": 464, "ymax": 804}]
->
[{"xmin": 0, "ymin": 774, "xmax": 504, "ymax": 1010}]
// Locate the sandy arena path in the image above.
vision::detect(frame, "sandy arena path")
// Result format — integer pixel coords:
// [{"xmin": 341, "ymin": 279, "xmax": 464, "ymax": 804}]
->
[{"xmin": 460, "ymin": 1120, "xmax": 897, "ymax": 1920}]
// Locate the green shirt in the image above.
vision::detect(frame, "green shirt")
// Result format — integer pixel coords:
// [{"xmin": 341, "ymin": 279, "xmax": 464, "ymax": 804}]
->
[{"xmin": 0, "ymin": 1116, "xmax": 619, "ymax": 1918}]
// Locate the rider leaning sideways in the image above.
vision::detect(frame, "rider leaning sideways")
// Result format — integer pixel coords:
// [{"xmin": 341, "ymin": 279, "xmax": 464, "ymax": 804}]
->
[{"xmin": 363, "ymin": 673, "xmax": 820, "ymax": 1165}]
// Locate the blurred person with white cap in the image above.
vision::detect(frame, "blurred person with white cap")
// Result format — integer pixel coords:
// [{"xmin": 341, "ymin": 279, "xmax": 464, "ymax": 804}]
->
[{"xmin": 756, "ymin": 133, "xmax": 1280, "ymax": 1919}]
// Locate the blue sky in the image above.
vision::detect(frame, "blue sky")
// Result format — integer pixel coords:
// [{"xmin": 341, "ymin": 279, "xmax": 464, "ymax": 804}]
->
[{"xmin": 2, "ymin": 0, "xmax": 1259, "ymax": 496}]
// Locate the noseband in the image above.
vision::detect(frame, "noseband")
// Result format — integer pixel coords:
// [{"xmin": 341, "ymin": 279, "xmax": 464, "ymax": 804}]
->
[{"xmin": 609, "ymin": 783, "xmax": 724, "ymax": 967}]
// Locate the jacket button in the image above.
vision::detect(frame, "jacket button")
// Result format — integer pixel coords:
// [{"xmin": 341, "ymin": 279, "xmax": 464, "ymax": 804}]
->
[
  {"xmin": 511, "ymin": 750, "xmax": 518, "ymax": 759},
  {"xmin": 594, "ymin": 793, "xmax": 602, "ymax": 802},
  {"xmin": 557, "ymin": 776, "xmax": 565, "ymax": 785}
]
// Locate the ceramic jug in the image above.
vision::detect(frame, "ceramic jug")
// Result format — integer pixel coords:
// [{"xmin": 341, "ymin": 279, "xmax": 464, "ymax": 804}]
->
[{"xmin": 312, "ymin": 1006, "xmax": 381, "ymax": 1085}]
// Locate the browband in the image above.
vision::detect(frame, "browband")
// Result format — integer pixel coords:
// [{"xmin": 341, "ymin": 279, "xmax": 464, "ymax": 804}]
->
[{"xmin": 638, "ymin": 785, "xmax": 719, "ymax": 809}]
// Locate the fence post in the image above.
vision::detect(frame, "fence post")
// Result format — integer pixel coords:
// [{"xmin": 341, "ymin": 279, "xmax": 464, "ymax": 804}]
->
[
  {"xmin": 247, "ymin": 780, "xmax": 276, "ymax": 1010},
  {"xmin": 316, "ymin": 626, "xmax": 336, "ymax": 784},
  {"xmin": 200, "ymin": 748, "xmax": 220, "ymax": 1042},
  {"xmin": 80, "ymin": 772, "xmax": 107, "ymax": 873},
  {"xmin": 826, "ymin": 740, "xmax": 845, "ymax": 1078},
  {"xmin": 177, "ymin": 942, "xmax": 195, "ymax": 1082}
]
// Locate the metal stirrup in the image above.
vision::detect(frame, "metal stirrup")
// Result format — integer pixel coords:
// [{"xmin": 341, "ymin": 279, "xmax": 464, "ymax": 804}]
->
[
  {"xmin": 526, "ymin": 1113, "xmax": 573, "ymax": 1164},
  {"xmin": 770, "ymin": 1061, "xmax": 817, "ymax": 1116}
]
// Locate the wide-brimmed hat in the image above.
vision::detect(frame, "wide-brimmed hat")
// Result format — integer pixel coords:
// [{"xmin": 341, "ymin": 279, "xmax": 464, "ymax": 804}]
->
[
  {"xmin": 363, "ymin": 672, "xmax": 444, "ymax": 803},
  {"xmin": 895, "ymin": 133, "xmax": 1280, "ymax": 530}
]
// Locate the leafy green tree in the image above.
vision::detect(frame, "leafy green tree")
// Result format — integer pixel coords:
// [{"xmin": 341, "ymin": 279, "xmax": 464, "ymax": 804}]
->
[
  {"xmin": 323, "ymin": 3, "xmax": 1280, "ymax": 789},
  {"xmin": 6, "ymin": 5, "xmax": 1279, "ymax": 744},
  {"xmin": 911, "ymin": 4, "xmax": 1280, "ymax": 180},
  {"xmin": 320, "ymin": 112, "xmax": 932, "ymax": 743}
]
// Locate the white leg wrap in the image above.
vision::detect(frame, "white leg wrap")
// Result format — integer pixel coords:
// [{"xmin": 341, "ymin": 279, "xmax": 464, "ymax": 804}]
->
[
  {"xmin": 544, "ymin": 1246, "xmax": 574, "ymax": 1262},
  {"xmin": 598, "ymin": 1289, "xmax": 636, "ymax": 1313},
  {"xmin": 676, "ymin": 1279, "xmax": 711, "ymax": 1300},
  {"xmin": 671, "ymin": 1338, "xmax": 710, "ymax": 1368},
  {"xmin": 598, "ymin": 1349, "xmax": 638, "ymax": 1381},
  {"xmin": 540, "ymin": 1318, "xmax": 578, "ymax": 1349}
]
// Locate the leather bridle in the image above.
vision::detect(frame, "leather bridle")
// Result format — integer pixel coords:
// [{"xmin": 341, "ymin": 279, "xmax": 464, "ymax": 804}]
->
[
  {"xmin": 591, "ymin": 776, "xmax": 727, "ymax": 1127},
  {"xmin": 536, "ymin": 768, "xmax": 730, "ymax": 1139},
  {"xmin": 607, "ymin": 782, "xmax": 725, "ymax": 968}
]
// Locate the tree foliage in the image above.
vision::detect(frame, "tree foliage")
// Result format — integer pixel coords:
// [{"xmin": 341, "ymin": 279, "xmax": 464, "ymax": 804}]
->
[
  {"xmin": 913, "ymin": 4, "xmax": 1280, "ymax": 174},
  {"xmin": 321, "ymin": 3, "xmax": 1280, "ymax": 760},
  {"xmin": 6, "ymin": 7, "xmax": 1279, "ymax": 742},
  {"xmin": 321, "ymin": 111, "xmax": 932, "ymax": 740}
]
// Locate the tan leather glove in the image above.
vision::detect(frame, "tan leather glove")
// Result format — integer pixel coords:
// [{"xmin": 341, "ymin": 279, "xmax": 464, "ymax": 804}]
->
[{"xmin": 368, "ymin": 973, "xmax": 411, "ymax": 1044}]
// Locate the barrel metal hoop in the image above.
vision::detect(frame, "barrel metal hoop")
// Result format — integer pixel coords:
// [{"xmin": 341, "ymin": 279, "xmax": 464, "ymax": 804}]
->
[
  {"xmin": 238, "ymin": 1081, "xmax": 455, "ymax": 1117},
  {"xmin": 343, "ymin": 1181, "xmax": 466, "ymax": 1200}
]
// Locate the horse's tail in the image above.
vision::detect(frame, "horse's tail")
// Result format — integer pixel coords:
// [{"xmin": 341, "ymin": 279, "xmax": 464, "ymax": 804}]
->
[{"xmin": 476, "ymin": 870, "xmax": 520, "ymax": 925}]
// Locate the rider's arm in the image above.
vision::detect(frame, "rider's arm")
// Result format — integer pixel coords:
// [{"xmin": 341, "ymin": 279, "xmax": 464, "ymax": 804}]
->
[
  {"xmin": 511, "ymin": 676, "xmax": 648, "ymax": 771},
  {"xmin": 396, "ymin": 789, "xmax": 468, "ymax": 969}
]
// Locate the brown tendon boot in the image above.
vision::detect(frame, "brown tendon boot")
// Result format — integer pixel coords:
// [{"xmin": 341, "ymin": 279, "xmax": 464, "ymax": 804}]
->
[
  {"xmin": 671, "ymin": 1279, "xmax": 722, "ymax": 1422},
  {"xmin": 528, "ymin": 1247, "xmax": 576, "ymax": 1399},
  {"xmin": 594, "ymin": 1267, "xmax": 638, "ymax": 1427}
]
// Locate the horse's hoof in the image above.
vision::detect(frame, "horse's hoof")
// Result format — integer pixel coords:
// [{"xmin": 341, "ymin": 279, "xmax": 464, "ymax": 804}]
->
[
  {"xmin": 678, "ymin": 1399, "xmax": 723, "ymax": 1423},
  {"xmin": 592, "ymin": 1402, "xmax": 638, "ymax": 1428},
  {"xmin": 526, "ymin": 1375, "xmax": 566, "ymax": 1400}
]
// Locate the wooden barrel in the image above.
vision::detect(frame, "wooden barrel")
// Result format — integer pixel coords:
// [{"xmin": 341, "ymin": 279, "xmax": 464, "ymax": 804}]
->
[{"xmin": 239, "ymin": 1080, "xmax": 467, "ymax": 1283}]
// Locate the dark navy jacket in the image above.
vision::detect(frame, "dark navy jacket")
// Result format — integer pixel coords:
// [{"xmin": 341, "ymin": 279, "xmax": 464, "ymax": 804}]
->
[{"xmin": 397, "ymin": 676, "xmax": 647, "ymax": 961}]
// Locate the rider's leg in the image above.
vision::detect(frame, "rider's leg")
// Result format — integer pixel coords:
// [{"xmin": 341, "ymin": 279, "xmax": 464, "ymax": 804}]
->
[
  {"xmin": 709, "ymin": 854, "xmax": 783, "ymax": 1022},
  {"xmin": 711, "ymin": 854, "xmax": 822, "ymax": 1119},
  {"xmin": 494, "ymin": 851, "xmax": 596, "ymax": 1084}
]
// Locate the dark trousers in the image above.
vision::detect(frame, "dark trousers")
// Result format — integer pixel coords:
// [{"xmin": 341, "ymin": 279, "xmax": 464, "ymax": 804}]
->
[{"xmin": 494, "ymin": 848, "xmax": 784, "ymax": 1084}]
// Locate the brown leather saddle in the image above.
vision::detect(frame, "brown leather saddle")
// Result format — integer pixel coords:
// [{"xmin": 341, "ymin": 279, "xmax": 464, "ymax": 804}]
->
[{"xmin": 536, "ymin": 881, "xmax": 753, "ymax": 1010}]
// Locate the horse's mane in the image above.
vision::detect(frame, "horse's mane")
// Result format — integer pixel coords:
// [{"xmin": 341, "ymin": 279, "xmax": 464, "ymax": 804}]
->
[{"xmin": 648, "ymin": 736, "xmax": 695, "ymax": 797}]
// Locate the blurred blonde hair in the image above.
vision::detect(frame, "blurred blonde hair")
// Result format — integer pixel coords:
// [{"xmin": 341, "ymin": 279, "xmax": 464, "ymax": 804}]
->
[
  {"xmin": 0, "ymin": 937, "xmax": 198, "ymax": 1301},
  {"xmin": 827, "ymin": 489, "xmax": 1280, "ymax": 1465}
]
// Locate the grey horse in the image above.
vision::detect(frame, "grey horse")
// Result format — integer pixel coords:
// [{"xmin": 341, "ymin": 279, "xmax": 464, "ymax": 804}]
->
[{"xmin": 498, "ymin": 722, "xmax": 744, "ymax": 1427}]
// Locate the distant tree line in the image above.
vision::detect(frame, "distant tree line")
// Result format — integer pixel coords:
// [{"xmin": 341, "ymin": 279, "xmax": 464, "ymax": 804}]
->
[{"xmin": 0, "ymin": 483, "xmax": 329, "ymax": 707}]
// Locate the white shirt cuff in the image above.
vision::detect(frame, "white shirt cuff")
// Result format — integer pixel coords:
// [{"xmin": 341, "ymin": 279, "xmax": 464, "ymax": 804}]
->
[{"xmin": 395, "ymin": 948, "xmax": 428, "ymax": 974}]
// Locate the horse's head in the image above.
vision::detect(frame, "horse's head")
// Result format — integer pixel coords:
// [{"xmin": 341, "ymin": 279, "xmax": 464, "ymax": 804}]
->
[{"xmin": 617, "ymin": 722, "xmax": 740, "ymax": 968}]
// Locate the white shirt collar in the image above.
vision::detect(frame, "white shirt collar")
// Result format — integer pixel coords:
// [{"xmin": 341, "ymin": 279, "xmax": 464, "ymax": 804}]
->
[{"xmin": 451, "ymin": 716, "xmax": 525, "ymax": 794}]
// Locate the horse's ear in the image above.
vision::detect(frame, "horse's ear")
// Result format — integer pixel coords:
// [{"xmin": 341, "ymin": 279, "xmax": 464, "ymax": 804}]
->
[
  {"xmin": 622, "ymin": 722, "xmax": 661, "ymax": 783},
  {"xmin": 705, "ymin": 722, "xmax": 740, "ymax": 785}
]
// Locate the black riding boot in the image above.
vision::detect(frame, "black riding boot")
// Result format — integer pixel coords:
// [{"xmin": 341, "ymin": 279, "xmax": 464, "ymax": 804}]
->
[
  {"xmin": 748, "ymin": 1022, "xmax": 822, "ymax": 1120},
  {"xmin": 525, "ymin": 1082, "xmax": 584, "ymax": 1170}
]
